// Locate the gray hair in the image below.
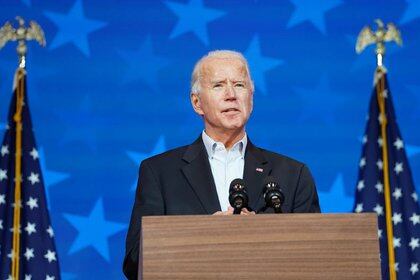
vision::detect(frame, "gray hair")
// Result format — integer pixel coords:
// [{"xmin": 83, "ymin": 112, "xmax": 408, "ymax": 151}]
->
[{"xmin": 190, "ymin": 50, "xmax": 254, "ymax": 94}]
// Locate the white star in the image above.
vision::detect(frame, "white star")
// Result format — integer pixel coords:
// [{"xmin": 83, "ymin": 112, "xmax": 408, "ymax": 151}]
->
[
  {"xmin": 393, "ymin": 138, "xmax": 404, "ymax": 150},
  {"xmin": 7, "ymin": 250, "xmax": 15, "ymax": 259},
  {"xmin": 394, "ymin": 162, "xmax": 403, "ymax": 174},
  {"xmin": 0, "ymin": 145, "xmax": 9, "ymax": 156},
  {"xmin": 375, "ymin": 182, "xmax": 383, "ymax": 193},
  {"xmin": 378, "ymin": 229, "xmax": 383, "ymax": 239},
  {"xmin": 355, "ymin": 203, "xmax": 363, "ymax": 213},
  {"xmin": 0, "ymin": 193, "xmax": 5, "ymax": 205},
  {"xmin": 0, "ymin": 169, "xmax": 7, "ymax": 181},
  {"xmin": 12, "ymin": 199, "xmax": 22, "ymax": 208},
  {"xmin": 24, "ymin": 222, "xmax": 37, "ymax": 235},
  {"xmin": 6, "ymin": 275, "xmax": 12, "ymax": 280},
  {"xmin": 393, "ymin": 237, "xmax": 401, "ymax": 248},
  {"xmin": 392, "ymin": 188, "xmax": 402, "ymax": 200},
  {"xmin": 29, "ymin": 147, "xmax": 39, "ymax": 160},
  {"xmin": 0, "ymin": 219, "xmax": 3, "ymax": 230},
  {"xmin": 9, "ymin": 224, "xmax": 21, "ymax": 233},
  {"xmin": 394, "ymin": 262, "xmax": 399, "ymax": 272},
  {"xmin": 357, "ymin": 180, "xmax": 365, "ymax": 191},
  {"xmin": 409, "ymin": 238, "xmax": 420, "ymax": 251},
  {"xmin": 411, "ymin": 263, "xmax": 419, "ymax": 275},
  {"xmin": 413, "ymin": 192, "xmax": 419, "ymax": 202},
  {"xmin": 362, "ymin": 135, "xmax": 368, "ymax": 144},
  {"xmin": 392, "ymin": 212, "xmax": 402, "ymax": 225},
  {"xmin": 13, "ymin": 174, "xmax": 22, "ymax": 183},
  {"xmin": 378, "ymin": 113, "xmax": 386, "ymax": 124},
  {"xmin": 26, "ymin": 197, "xmax": 39, "ymax": 210},
  {"xmin": 46, "ymin": 226, "xmax": 54, "ymax": 237},
  {"xmin": 373, "ymin": 204, "xmax": 384, "ymax": 216},
  {"xmin": 359, "ymin": 157, "xmax": 366, "ymax": 168},
  {"xmin": 24, "ymin": 247, "xmax": 35, "ymax": 261},
  {"xmin": 381, "ymin": 89, "xmax": 388, "ymax": 98},
  {"xmin": 24, "ymin": 274, "xmax": 32, "ymax": 280},
  {"xmin": 46, "ymin": 275, "xmax": 55, "ymax": 280},
  {"xmin": 376, "ymin": 160, "xmax": 383, "ymax": 170},
  {"xmin": 44, "ymin": 250, "xmax": 57, "ymax": 263},
  {"xmin": 410, "ymin": 213, "xmax": 420, "ymax": 226},
  {"xmin": 27, "ymin": 172, "xmax": 40, "ymax": 185},
  {"xmin": 378, "ymin": 137, "xmax": 383, "ymax": 147}
]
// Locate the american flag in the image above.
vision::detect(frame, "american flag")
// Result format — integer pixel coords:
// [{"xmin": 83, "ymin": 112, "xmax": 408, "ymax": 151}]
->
[
  {"xmin": 0, "ymin": 69, "xmax": 61, "ymax": 279},
  {"xmin": 353, "ymin": 67, "xmax": 420, "ymax": 279}
]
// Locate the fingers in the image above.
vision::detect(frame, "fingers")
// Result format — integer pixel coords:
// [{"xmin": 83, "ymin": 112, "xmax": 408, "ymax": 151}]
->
[
  {"xmin": 240, "ymin": 208, "xmax": 256, "ymax": 215},
  {"xmin": 212, "ymin": 207, "xmax": 255, "ymax": 215}
]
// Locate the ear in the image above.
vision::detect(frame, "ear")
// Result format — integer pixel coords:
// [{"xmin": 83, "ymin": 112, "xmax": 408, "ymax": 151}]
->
[{"xmin": 191, "ymin": 93, "xmax": 204, "ymax": 115}]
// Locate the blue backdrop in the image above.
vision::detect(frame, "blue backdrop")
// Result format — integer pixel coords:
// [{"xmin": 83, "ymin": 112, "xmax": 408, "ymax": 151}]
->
[{"xmin": 1, "ymin": 0, "xmax": 419, "ymax": 279}]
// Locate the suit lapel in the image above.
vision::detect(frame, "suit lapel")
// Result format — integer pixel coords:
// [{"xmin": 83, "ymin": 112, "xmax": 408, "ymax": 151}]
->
[
  {"xmin": 181, "ymin": 137, "xmax": 221, "ymax": 214},
  {"xmin": 243, "ymin": 140, "xmax": 272, "ymax": 211}
]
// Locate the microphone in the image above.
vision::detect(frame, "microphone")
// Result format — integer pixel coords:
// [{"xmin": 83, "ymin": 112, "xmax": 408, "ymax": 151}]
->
[
  {"xmin": 229, "ymin": 178, "xmax": 249, "ymax": 215},
  {"xmin": 262, "ymin": 176, "xmax": 285, "ymax": 213}
]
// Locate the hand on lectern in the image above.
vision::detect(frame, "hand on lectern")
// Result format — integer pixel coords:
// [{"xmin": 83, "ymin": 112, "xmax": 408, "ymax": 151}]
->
[{"xmin": 213, "ymin": 206, "xmax": 255, "ymax": 215}]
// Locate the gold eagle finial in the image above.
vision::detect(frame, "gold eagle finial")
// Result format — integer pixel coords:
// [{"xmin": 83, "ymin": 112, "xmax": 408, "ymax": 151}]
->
[
  {"xmin": 0, "ymin": 16, "xmax": 46, "ymax": 68},
  {"xmin": 356, "ymin": 19, "xmax": 402, "ymax": 67}
]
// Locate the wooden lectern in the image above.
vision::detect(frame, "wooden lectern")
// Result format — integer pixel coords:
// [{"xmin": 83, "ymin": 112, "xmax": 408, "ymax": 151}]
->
[{"xmin": 139, "ymin": 213, "xmax": 380, "ymax": 279}]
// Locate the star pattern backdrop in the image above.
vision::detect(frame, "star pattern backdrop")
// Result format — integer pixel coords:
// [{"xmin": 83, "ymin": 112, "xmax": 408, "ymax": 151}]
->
[{"xmin": 0, "ymin": 0, "xmax": 419, "ymax": 279}]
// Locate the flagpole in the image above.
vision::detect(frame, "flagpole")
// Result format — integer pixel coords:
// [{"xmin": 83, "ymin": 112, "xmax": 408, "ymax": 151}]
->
[
  {"xmin": 356, "ymin": 19, "xmax": 403, "ymax": 279},
  {"xmin": 376, "ymin": 67, "xmax": 397, "ymax": 280},
  {"xmin": 0, "ymin": 16, "xmax": 46, "ymax": 280}
]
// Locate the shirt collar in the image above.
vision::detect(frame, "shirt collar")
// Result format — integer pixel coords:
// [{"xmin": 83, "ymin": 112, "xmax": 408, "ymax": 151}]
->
[{"xmin": 202, "ymin": 130, "xmax": 247, "ymax": 158}]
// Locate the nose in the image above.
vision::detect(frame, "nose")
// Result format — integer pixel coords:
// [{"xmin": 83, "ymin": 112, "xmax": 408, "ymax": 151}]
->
[{"xmin": 225, "ymin": 83, "xmax": 237, "ymax": 100}]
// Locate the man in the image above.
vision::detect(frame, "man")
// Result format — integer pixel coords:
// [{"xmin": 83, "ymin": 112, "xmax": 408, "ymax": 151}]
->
[{"xmin": 123, "ymin": 50, "xmax": 320, "ymax": 279}]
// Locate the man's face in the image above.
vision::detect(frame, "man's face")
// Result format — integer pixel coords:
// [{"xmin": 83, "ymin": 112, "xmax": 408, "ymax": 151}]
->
[{"xmin": 191, "ymin": 57, "xmax": 253, "ymax": 135}]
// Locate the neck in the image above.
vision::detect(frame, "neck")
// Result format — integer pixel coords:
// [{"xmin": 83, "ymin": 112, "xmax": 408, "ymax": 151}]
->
[{"xmin": 204, "ymin": 127, "xmax": 245, "ymax": 149}]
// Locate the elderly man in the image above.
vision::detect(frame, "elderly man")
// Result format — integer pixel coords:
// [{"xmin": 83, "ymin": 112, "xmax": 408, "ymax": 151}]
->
[{"xmin": 123, "ymin": 50, "xmax": 320, "ymax": 279}]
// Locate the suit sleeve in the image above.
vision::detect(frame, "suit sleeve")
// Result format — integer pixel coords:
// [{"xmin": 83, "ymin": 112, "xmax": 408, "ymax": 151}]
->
[
  {"xmin": 123, "ymin": 160, "xmax": 165, "ymax": 280},
  {"xmin": 292, "ymin": 164, "xmax": 321, "ymax": 213}
]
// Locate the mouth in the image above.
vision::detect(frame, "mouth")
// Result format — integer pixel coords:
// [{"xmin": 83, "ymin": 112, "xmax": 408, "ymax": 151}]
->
[{"xmin": 222, "ymin": 108, "xmax": 240, "ymax": 113}]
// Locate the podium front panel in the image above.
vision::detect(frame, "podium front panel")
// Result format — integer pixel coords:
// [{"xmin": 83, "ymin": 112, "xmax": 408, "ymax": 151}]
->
[{"xmin": 140, "ymin": 213, "xmax": 380, "ymax": 279}]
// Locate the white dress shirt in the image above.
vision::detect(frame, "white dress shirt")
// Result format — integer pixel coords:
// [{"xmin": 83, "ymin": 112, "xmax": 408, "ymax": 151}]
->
[{"xmin": 202, "ymin": 131, "xmax": 247, "ymax": 211}]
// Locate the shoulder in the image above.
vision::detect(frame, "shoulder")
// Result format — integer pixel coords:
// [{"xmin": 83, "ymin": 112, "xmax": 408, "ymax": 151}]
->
[{"xmin": 141, "ymin": 144, "xmax": 189, "ymax": 167}]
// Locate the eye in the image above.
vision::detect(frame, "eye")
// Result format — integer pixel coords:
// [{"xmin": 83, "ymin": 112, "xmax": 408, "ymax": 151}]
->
[
  {"xmin": 234, "ymin": 82, "xmax": 245, "ymax": 88},
  {"xmin": 213, "ymin": 83, "xmax": 223, "ymax": 89}
]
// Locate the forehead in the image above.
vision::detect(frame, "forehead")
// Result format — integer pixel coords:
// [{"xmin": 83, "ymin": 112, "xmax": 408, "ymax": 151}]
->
[{"xmin": 200, "ymin": 57, "xmax": 248, "ymax": 80}]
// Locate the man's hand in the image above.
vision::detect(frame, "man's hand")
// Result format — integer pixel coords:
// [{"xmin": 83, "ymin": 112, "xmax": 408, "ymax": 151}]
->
[{"xmin": 213, "ymin": 206, "xmax": 255, "ymax": 215}]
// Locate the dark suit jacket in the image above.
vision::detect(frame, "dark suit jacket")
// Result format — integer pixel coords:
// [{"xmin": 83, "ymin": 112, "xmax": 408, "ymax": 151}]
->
[{"xmin": 123, "ymin": 137, "xmax": 320, "ymax": 279}]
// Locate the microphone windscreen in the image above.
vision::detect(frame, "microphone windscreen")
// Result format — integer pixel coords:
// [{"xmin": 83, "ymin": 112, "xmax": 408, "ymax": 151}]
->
[{"xmin": 230, "ymin": 178, "xmax": 245, "ymax": 188}]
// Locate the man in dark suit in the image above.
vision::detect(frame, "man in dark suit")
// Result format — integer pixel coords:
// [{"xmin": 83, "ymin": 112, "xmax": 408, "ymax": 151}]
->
[{"xmin": 123, "ymin": 50, "xmax": 320, "ymax": 279}]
